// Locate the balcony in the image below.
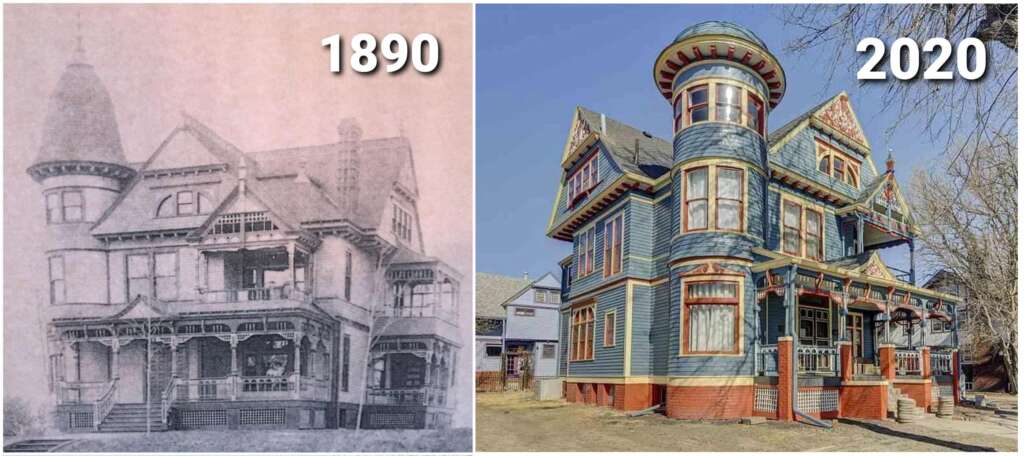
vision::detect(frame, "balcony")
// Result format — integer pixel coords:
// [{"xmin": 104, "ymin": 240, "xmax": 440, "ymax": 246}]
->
[{"xmin": 198, "ymin": 285, "xmax": 310, "ymax": 304}]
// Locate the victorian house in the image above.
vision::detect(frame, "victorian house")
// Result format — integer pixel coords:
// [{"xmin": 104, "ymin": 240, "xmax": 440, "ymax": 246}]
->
[
  {"xmin": 548, "ymin": 21, "xmax": 962, "ymax": 422},
  {"xmin": 35, "ymin": 46, "xmax": 460, "ymax": 432}
]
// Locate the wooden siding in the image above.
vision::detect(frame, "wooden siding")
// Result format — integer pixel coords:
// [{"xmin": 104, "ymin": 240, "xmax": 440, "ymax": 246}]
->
[
  {"xmin": 552, "ymin": 144, "xmax": 622, "ymax": 231},
  {"xmin": 566, "ymin": 284, "xmax": 627, "ymax": 377},
  {"xmin": 558, "ymin": 311, "xmax": 569, "ymax": 376},
  {"xmin": 630, "ymin": 284, "xmax": 653, "ymax": 375}
]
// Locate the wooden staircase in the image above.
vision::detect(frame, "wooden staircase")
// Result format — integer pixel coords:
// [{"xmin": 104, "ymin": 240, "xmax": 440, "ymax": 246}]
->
[
  {"xmin": 97, "ymin": 403, "xmax": 168, "ymax": 432},
  {"xmin": 3, "ymin": 439, "xmax": 73, "ymax": 452}
]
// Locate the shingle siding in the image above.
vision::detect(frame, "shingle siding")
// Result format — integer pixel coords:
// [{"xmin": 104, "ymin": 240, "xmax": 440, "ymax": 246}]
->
[{"xmin": 674, "ymin": 123, "xmax": 765, "ymax": 167}]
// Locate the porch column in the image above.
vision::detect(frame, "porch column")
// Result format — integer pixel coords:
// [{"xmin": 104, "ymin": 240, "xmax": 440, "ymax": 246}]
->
[
  {"xmin": 293, "ymin": 332, "xmax": 303, "ymax": 399},
  {"xmin": 170, "ymin": 337, "xmax": 178, "ymax": 378},
  {"xmin": 921, "ymin": 346, "xmax": 932, "ymax": 411},
  {"xmin": 777, "ymin": 336, "xmax": 794, "ymax": 421},
  {"xmin": 288, "ymin": 242, "xmax": 296, "ymax": 290},
  {"xmin": 856, "ymin": 216, "xmax": 864, "ymax": 254},
  {"xmin": 110, "ymin": 339, "xmax": 120, "ymax": 380},
  {"xmin": 838, "ymin": 340, "xmax": 853, "ymax": 382},
  {"xmin": 878, "ymin": 344, "xmax": 896, "ymax": 381},
  {"xmin": 72, "ymin": 342, "xmax": 81, "ymax": 382},
  {"xmin": 908, "ymin": 240, "xmax": 916, "ymax": 284}
]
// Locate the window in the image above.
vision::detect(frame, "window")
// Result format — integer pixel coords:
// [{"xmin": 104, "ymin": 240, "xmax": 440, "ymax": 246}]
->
[
  {"xmin": 211, "ymin": 212, "xmax": 277, "ymax": 234},
  {"xmin": 341, "ymin": 334, "xmax": 351, "ymax": 392},
  {"xmin": 548, "ymin": 291, "xmax": 560, "ymax": 304},
  {"xmin": 816, "ymin": 142, "xmax": 861, "ymax": 188},
  {"xmin": 673, "ymin": 93, "xmax": 683, "ymax": 131},
  {"xmin": 715, "ymin": 84, "xmax": 742, "ymax": 123},
  {"xmin": 931, "ymin": 320, "xmax": 952, "ymax": 333},
  {"xmin": 832, "ymin": 158, "xmax": 845, "ymax": 182},
  {"xmin": 534, "ymin": 290, "xmax": 547, "ymax": 303},
  {"xmin": 716, "ymin": 167, "xmax": 743, "ymax": 231},
  {"xmin": 782, "ymin": 201, "xmax": 802, "ymax": 255},
  {"xmin": 576, "ymin": 226, "xmax": 595, "ymax": 278},
  {"xmin": 344, "ymin": 251, "xmax": 353, "ymax": 301},
  {"xmin": 603, "ymin": 213, "xmax": 623, "ymax": 276},
  {"xmin": 684, "ymin": 167, "xmax": 709, "ymax": 231},
  {"xmin": 127, "ymin": 254, "xmax": 151, "ymax": 299},
  {"xmin": 392, "ymin": 204, "xmax": 412, "ymax": 242},
  {"xmin": 746, "ymin": 94, "xmax": 764, "ymax": 134},
  {"xmin": 176, "ymin": 191, "xmax": 194, "ymax": 215},
  {"xmin": 683, "ymin": 282, "xmax": 739, "ymax": 354},
  {"xmin": 567, "ymin": 153, "xmax": 599, "ymax": 206},
  {"xmin": 62, "ymin": 191, "xmax": 83, "ymax": 222},
  {"xmin": 570, "ymin": 306, "xmax": 595, "ymax": 361},
  {"xmin": 48, "ymin": 256, "xmax": 65, "ymax": 305},
  {"xmin": 157, "ymin": 191, "xmax": 211, "ymax": 217},
  {"xmin": 804, "ymin": 209, "xmax": 823, "ymax": 261},
  {"xmin": 818, "ymin": 155, "xmax": 830, "ymax": 174},
  {"xmin": 154, "ymin": 252, "xmax": 177, "ymax": 300},
  {"xmin": 542, "ymin": 343, "xmax": 556, "ymax": 359},
  {"xmin": 514, "ymin": 307, "xmax": 535, "ymax": 317},
  {"xmin": 46, "ymin": 193, "xmax": 61, "ymax": 223},
  {"xmin": 603, "ymin": 311, "xmax": 616, "ymax": 347},
  {"xmin": 485, "ymin": 345, "xmax": 502, "ymax": 357},
  {"xmin": 799, "ymin": 307, "xmax": 830, "ymax": 346},
  {"xmin": 686, "ymin": 85, "xmax": 709, "ymax": 125}
]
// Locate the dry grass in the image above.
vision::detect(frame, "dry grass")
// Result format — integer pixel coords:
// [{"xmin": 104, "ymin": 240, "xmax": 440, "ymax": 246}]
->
[
  {"xmin": 476, "ymin": 392, "xmax": 1017, "ymax": 452},
  {"xmin": 35, "ymin": 428, "xmax": 472, "ymax": 452}
]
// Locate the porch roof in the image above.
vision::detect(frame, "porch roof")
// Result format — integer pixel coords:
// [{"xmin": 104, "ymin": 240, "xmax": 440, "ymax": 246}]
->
[{"xmin": 750, "ymin": 247, "xmax": 961, "ymax": 305}]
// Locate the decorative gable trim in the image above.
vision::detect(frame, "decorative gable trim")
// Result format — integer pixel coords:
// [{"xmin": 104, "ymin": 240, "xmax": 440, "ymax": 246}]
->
[
  {"xmin": 856, "ymin": 252, "xmax": 896, "ymax": 281},
  {"xmin": 810, "ymin": 92, "xmax": 870, "ymax": 154},
  {"xmin": 560, "ymin": 108, "xmax": 599, "ymax": 168}
]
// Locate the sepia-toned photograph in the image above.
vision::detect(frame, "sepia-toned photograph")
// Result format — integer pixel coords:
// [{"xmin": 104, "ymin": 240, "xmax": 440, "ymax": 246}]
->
[{"xmin": 4, "ymin": 4, "xmax": 473, "ymax": 452}]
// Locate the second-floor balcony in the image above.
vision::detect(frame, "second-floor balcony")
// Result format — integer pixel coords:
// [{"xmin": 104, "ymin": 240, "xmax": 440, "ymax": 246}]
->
[{"xmin": 195, "ymin": 246, "xmax": 311, "ymax": 306}]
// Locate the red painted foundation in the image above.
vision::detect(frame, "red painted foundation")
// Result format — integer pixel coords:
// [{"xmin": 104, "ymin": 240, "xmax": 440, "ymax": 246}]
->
[{"xmin": 665, "ymin": 384, "xmax": 754, "ymax": 419}]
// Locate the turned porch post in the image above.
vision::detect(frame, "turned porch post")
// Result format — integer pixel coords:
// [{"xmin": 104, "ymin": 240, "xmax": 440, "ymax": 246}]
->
[
  {"xmin": 288, "ymin": 242, "xmax": 296, "ymax": 291},
  {"xmin": 293, "ymin": 332, "xmax": 303, "ymax": 399},
  {"xmin": 110, "ymin": 338, "xmax": 120, "ymax": 380},
  {"xmin": 170, "ymin": 337, "xmax": 178, "ymax": 378},
  {"xmin": 230, "ymin": 335, "xmax": 239, "ymax": 400}
]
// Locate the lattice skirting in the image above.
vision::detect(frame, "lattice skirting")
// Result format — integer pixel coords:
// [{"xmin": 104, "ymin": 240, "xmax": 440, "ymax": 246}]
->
[
  {"xmin": 239, "ymin": 408, "xmax": 286, "ymax": 425},
  {"xmin": 68, "ymin": 410, "xmax": 94, "ymax": 430},
  {"xmin": 366, "ymin": 411, "xmax": 418, "ymax": 428},
  {"xmin": 754, "ymin": 386, "xmax": 778, "ymax": 413},
  {"xmin": 178, "ymin": 409, "xmax": 229, "ymax": 429},
  {"xmin": 797, "ymin": 387, "xmax": 839, "ymax": 413}
]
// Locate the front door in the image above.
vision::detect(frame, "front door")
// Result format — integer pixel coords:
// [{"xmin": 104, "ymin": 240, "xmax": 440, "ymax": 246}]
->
[
  {"xmin": 798, "ymin": 306, "xmax": 830, "ymax": 346},
  {"xmin": 846, "ymin": 313, "xmax": 865, "ymax": 360},
  {"xmin": 117, "ymin": 342, "xmax": 147, "ymax": 403}
]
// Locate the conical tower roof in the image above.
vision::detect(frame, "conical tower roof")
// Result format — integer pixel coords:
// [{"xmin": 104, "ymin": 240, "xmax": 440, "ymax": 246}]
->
[{"xmin": 29, "ymin": 46, "xmax": 132, "ymax": 179}]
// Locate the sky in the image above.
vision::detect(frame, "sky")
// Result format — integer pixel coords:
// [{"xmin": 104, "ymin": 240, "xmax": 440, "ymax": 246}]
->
[
  {"xmin": 4, "ymin": 4, "xmax": 473, "ymax": 426},
  {"xmin": 475, "ymin": 4, "xmax": 1001, "ymax": 283}
]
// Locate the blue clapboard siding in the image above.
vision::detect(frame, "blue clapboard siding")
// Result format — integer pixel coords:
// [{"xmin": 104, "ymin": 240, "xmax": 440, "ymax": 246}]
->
[
  {"xmin": 770, "ymin": 125, "xmax": 877, "ymax": 201},
  {"xmin": 629, "ymin": 284, "xmax": 653, "ymax": 375},
  {"xmin": 747, "ymin": 170, "xmax": 767, "ymax": 242},
  {"xmin": 761, "ymin": 294, "xmax": 786, "ymax": 343},
  {"xmin": 567, "ymin": 284, "xmax": 627, "ymax": 377},
  {"xmin": 652, "ymin": 187, "xmax": 674, "ymax": 278},
  {"xmin": 667, "ymin": 262, "xmax": 756, "ymax": 376},
  {"xmin": 626, "ymin": 196, "xmax": 655, "ymax": 279},
  {"xmin": 551, "ymin": 144, "xmax": 623, "ymax": 231},
  {"xmin": 765, "ymin": 185, "xmax": 851, "ymax": 261},
  {"xmin": 674, "ymin": 123, "xmax": 766, "ymax": 167},
  {"xmin": 672, "ymin": 63, "xmax": 769, "ymax": 97},
  {"xmin": 558, "ymin": 311, "xmax": 569, "ymax": 376},
  {"xmin": 671, "ymin": 231, "xmax": 759, "ymax": 263},
  {"xmin": 651, "ymin": 281, "xmax": 672, "ymax": 376}
]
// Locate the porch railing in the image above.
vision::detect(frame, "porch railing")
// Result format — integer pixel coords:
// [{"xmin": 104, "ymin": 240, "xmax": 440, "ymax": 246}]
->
[
  {"xmin": 160, "ymin": 378, "xmax": 178, "ymax": 425},
  {"xmin": 198, "ymin": 286, "xmax": 309, "ymax": 304},
  {"xmin": 93, "ymin": 379, "xmax": 118, "ymax": 430},
  {"xmin": 56, "ymin": 380, "xmax": 109, "ymax": 404},
  {"xmin": 895, "ymin": 349, "xmax": 922, "ymax": 376},
  {"xmin": 930, "ymin": 352, "xmax": 953, "ymax": 375},
  {"xmin": 240, "ymin": 376, "xmax": 294, "ymax": 393},
  {"xmin": 366, "ymin": 387, "xmax": 448, "ymax": 406},
  {"xmin": 757, "ymin": 345, "xmax": 778, "ymax": 376},
  {"xmin": 175, "ymin": 377, "xmax": 236, "ymax": 401},
  {"xmin": 797, "ymin": 346, "xmax": 838, "ymax": 375}
]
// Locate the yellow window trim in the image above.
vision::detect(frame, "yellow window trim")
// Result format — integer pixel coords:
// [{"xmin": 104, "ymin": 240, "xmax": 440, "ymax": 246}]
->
[
  {"xmin": 674, "ymin": 77, "xmax": 766, "ymax": 138},
  {"xmin": 677, "ymin": 274, "xmax": 745, "ymax": 358},
  {"xmin": 779, "ymin": 194, "xmax": 827, "ymax": 261},
  {"xmin": 680, "ymin": 163, "xmax": 748, "ymax": 236}
]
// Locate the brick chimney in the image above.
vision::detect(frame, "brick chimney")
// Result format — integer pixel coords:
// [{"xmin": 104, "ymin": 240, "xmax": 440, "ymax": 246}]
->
[{"xmin": 337, "ymin": 118, "xmax": 362, "ymax": 214}]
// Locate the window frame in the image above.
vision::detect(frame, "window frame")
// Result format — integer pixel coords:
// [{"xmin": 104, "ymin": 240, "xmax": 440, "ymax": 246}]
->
[
  {"xmin": 570, "ymin": 304, "xmax": 596, "ymax": 361},
  {"xmin": 576, "ymin": 226, "xmax": 596, "ymax": 279},
  {"xmin": 816, "ymin": 141, "xmax": 862, "ymax": 189},
  {"xmin": 681, "ymin": 279, "xmax": 742, "ymax": 356},
  {"xmin": 780, "ymin": 196, "xmax": 829, "ymax": 261},
  {"xmin": 683, "ymin": 166, "xmax": 709, "ymax": 232},
  {"xmin": 46, "ymin": 193, "xmax": 61, "ymax": 224},
  {"xmin": 715, "ymin": 166, "xmax": 744, "ymax": 232},
  {"xmin": 153, "ymin": 251, "xmax": 179, "ymax": 301},
  {"xmin": 48, "ymin": 255, "xmax": 66, "ymax": 305},
  {"xmin": 804, "ymin": 208, "xmax": 824, "ymax": 261},
  {"xmin": 686, "ymin": 84, "xmax": 710, "ymax": 126},
  {"xmin": 534, "ymin": 290, "xmax": 547, "ymax": 303},
  {"xmin": 673, "ymin": 93, "xmax": 684, "ymax": 132},
  {"xmin": 485, "ymin": 344, "xmax": 503, "ymax": 358},
  {"xmin": 566, "ymin": 151, "xmax": 599, "ymax": 208},
  {"xmin": 176, "ymin": 191, "xmax": 194, "ymax": 215},
  {"xmin": 603, "ymin": 212, "xmax": 624, "ymax": 277},
  {"xmin": 782, "ymin": 200, "xmax": 803, "ymax": 256},
  {"xmin": 60, "ymin": 190, "xmax": 84, "ymax": 222},
  {"xmin": 514, "ymin": 307, "xmax": 536, "ymax": 317},
  {"xmin": 603, "ymin": 310, "xmax": 616, "ymax": 347},
  {"xmin": 746, "ymin": 93, "xmax": 765, "ymax": 135},
  {"xmin": 714, "ymin": 83, "xmax": 742, "ymax": 124}
]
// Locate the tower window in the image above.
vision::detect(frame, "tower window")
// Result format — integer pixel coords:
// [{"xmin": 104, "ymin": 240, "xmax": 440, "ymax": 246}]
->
[
  {"xmin": 686, "ymin": 85, "xmax": 709, "ymax": 125},
  {"xmin": 62, "ymin": 191, "xmax": 83, "ymax": 221},
  {"xmin": 48, "ymin": 256, "xmax": 65, "ymax": 305},
  {"xmin": 746, "ymin": 94, "xmax": 765, "ymax": 134},
  {"xmin": 716, "ymin": 167, "xmax": 743, "ymax": 232},
  {"xmin": 684, "ymin": 167, "xmax": 709, "ymax": 231},
  {"xmin": 683, "ymin": 281, "xmax": 740, "ymax": 354},
  {"xmin": 46, "ymin": 193, "xmax": 60, "ymax": 223},
  {"xmin": 45, "ymin": 190, "xmax": 83, "ymax": 223},
  {"xmin": 715, "ymin": 84, "xmax": 742, "ymax": 123}
]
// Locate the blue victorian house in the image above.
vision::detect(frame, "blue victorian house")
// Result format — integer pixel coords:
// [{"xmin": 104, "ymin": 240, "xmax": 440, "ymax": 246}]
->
[{"xmin": 548, "ymin": 21, "xmax": 962, "ymax": 422}]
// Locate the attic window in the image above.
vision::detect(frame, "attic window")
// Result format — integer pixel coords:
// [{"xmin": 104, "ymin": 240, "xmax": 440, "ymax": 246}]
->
[
  {"xmin": 816, "ymin": 141, "xmax": 860, "ymax": 188},
  {"xmin": 157, "ymin": 191, "xmax": 212, "ymax": 217},
  {"xmin": 211, "ymin": 211, "xmax": 277, "ymax": 234},
  {"xmin": 566, "ymin": 152, "xmax": 599, "ymax": 207}
]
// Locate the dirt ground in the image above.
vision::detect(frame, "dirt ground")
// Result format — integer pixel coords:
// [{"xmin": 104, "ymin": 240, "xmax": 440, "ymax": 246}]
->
[{"xmin": 476, "ymin": 392, "xmax": 1018, "ymax": 452}]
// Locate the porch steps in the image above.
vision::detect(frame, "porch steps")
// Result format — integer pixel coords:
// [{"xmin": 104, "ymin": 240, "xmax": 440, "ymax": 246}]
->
[
  {"xmin": 97, "ymin": 404, "xmax": 168, "ymax": 432},
  {"xmin": 888, "ymin": 384, "xmax": 926, "ymax": 420}
]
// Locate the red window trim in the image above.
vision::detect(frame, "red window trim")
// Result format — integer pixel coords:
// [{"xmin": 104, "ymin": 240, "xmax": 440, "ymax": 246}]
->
[
  {"xmin": 746, "ymin": 93, "xmax": 765, "ymax": 135},
  {"xmin": 686, "ymin": 84, "xmax": 709, "ymax": 127},
  {"xmin": 681, "ymin": 280, "xmax": 741, "ymax": 355},
  {"xmin": 566, "ymin": 150, "xmax": 600, "ymax": 208},
  {"xmin": 782, "ymin": 200, "xmax": 802, "ymax": 256}
]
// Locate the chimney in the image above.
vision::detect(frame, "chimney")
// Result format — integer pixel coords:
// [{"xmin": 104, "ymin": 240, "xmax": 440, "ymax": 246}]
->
[
  {"xmin": 634, "ymin": 138, "xmax": 640, "ymax": 164},
  {"xmin": 294, "ymin": 158, "xmax": 310, "ymax": 184},
  {"xmin": 600, "ymin": 113, "xmax": 607, "ymax": 135},
  {"xmin": 237, "ymin": 157, "xmax": 248, "ymax": 195},
  {"xmin": 337, "ymin": 118, "xmax": 363, "ymax": 214}
]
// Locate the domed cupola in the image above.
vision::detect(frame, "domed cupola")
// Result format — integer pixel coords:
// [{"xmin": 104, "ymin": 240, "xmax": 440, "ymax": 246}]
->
[{"xmin": 27, "ymin": 46, "xmax": 134, "ymax": 183}]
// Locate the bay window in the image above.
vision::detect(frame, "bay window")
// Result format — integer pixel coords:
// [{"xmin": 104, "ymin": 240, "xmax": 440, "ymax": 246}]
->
[
  {"xmin": 603, "ymin": 213, "xmax": 623, "ymax": 277},
  {"xmin": 686, "ymin": 85, "xmax": 709, "ymax": 125},
  {"xmin": 782, "ymin": 201, "xmax": 802, "ymax": 255},
  {"xmin": 571, "ymin": 306, "xmax": 595, "ymax": 361},
  {"xmin": 46, "ymin": 193, "xmax": 60, "ymax": 224},
  {"xmin": 715, "ymin": 84, "xmax": 742, "ymax": 123},
  {"xmin": 804, "ymin": 209, "xmax": 823, "ymax": 261},
  {"xmin": 683, "ymin": 281, "xmax": 739, "ymax": 354},
  {"xmin": 684, "ymin": 167, "xmax": 708, "ymax": 231},
  {"xmin": 716, "ymin": 167, "xmax": 743, "ymax": 231}
]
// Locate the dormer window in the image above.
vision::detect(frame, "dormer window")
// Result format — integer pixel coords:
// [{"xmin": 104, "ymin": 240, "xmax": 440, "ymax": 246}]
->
[
  {"xmin": 157, "ymin": 191, "xmax": 212, "ymax": 217},
  {"xmin": 566, "ymin": 152, "xmax": 599, "ymax": 207},
  {"xmin": 392, "ymin": 204, "xmax": 412, "ymax": 242},
  {"xmin": 816, "ymin": 141, "xmax": 860, "ymax": 188}
]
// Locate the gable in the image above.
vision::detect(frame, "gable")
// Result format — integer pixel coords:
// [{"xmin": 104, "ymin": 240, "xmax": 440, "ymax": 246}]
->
[
  {"xmin": 856, "ymin": 252, "xmax": 896, "ymax": 281},
  {"xmin": 812, "ymin": 93, "xmax": 869, "ymax": 151},
  {"xmin": 560, "ymin": 107, "xmax": 598, "ymax": 166},
  {"xmin": 146, "ymin": 128, "xmax": 226, "ymax": 171},
  {"xmin": 857, "ymin": 172, "xmax": 916, "ymax": 227}
]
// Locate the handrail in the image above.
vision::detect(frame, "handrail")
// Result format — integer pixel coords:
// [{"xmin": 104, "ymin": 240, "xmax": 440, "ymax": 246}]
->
[
  {"xmin": 895, "ymin": 349, "xmax": 922, "ymax": 375},
  {"xmin": 796, "ymin": 346, "xmax": 838, "ymax": 374},
  {"xmin": 160, "ymin": 377, "xmax": 178, "ymax": 425},
  {"xmin": 758, "ymin": 345, "xmax": 779, "ymax": 375},
  {"xmin": 198, "ymin": 285, "xmax": 310, "ymax": 303},
  {"xmin": 930, "ymin": 352, "xmax": 953, "ymax": 374},
  {"xmin": 93, "ymin": 379, "xmax": 118, "ymax": 430}
]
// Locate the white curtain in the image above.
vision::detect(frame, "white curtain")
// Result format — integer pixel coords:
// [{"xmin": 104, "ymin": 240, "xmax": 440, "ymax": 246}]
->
[
  {"xmin": 716, "ymin": 168, "xmax": 742, "ymax": 230},
  {"xmin": 689, "ymin": 305, "xmax": 736, "ymax": 352},
  {"xmin": 783, "ymin": 203, "xmax": 801, "ymax": 253},
  {"xmin": 686, "ymin": 169, "xmax": 708, "ymax": 230}
]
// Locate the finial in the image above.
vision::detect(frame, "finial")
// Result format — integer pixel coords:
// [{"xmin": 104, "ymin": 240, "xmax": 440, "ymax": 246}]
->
[
  {"xmin": 70, "ymin": 11, "xmax": 88, "ymax": 64},
  {"xmin": 886, "ymin": 149, "xmax": 895, "ymax": 172}
]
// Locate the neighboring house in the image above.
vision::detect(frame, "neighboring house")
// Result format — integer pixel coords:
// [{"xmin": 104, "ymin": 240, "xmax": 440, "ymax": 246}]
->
[
  {"xmin": 35, "ymin": 46, "xmax": 460, "ymax": 432},
  {"xmin": 475, "ymin": 273, "xmax": 561, "ymax": 378},
  {"xmin": 546, "ymin": 21, "xmax": 962, "ymax": 422},
  {"xmin": 923, "ymin": 270, "xmax": 1011, "ymax": 393}
]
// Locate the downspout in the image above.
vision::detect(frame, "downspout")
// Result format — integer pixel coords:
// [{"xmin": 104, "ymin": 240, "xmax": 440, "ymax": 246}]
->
[{"xmin": 786, "ymin": 264, "xmax": 832, "ymax": 428}]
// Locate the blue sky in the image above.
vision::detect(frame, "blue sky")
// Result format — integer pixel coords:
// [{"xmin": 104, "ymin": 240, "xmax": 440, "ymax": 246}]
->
[{"xmin": 476, "ymin": 4, "xmax": 951, "ymax": 283}]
